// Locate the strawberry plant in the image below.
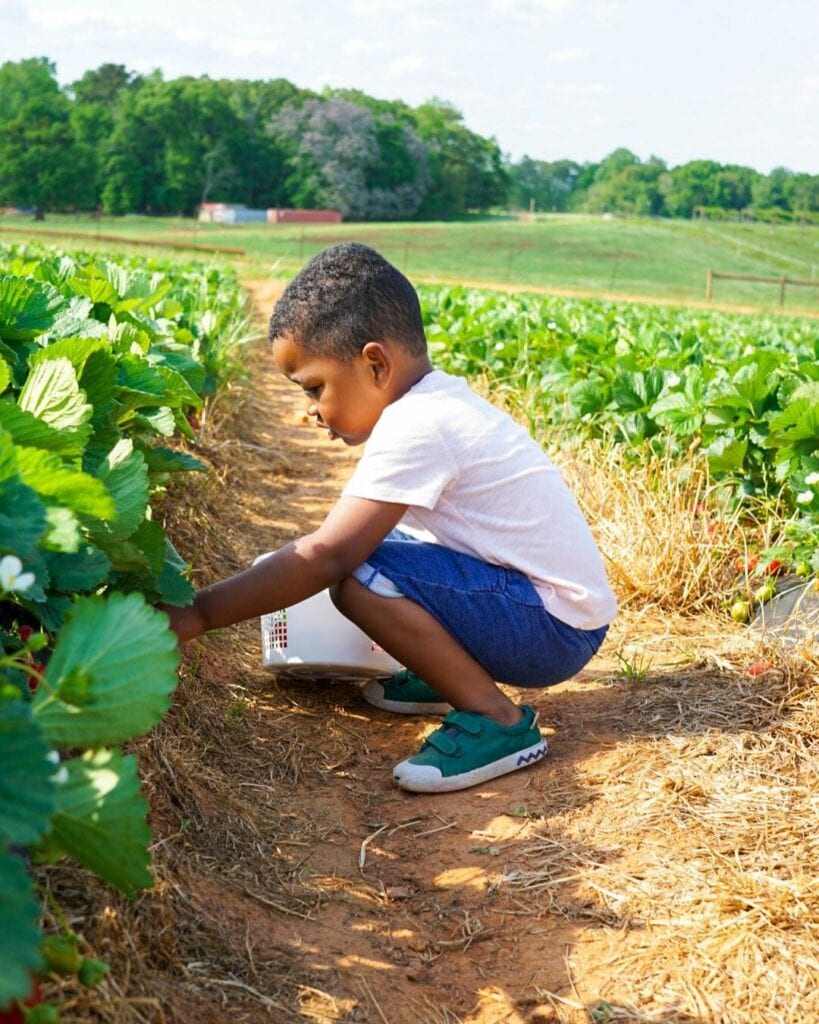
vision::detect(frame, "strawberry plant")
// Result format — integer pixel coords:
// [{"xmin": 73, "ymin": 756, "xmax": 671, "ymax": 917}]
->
[
  {"xmin": 422, "ymin": 284, "xmax": 819, "ymax": 575},
  {"xmin": 0, "ymin": 243, "xmax": 251, "ymax": 1012}
]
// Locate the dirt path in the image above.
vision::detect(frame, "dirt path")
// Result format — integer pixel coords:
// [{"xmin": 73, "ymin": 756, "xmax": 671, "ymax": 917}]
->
[
  {"xmin": 140, "ymin": 279, "xmax": 637, "ymax": 1023},
  {"xmin": 55, "ymin": 279, "xmax": 813, "ymax": 1024}
]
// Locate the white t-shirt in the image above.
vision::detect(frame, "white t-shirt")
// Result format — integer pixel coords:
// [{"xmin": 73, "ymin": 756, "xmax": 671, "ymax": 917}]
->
[{"xmin": 342, "ymin": 369, "xmax": 617, "ymax": 630}]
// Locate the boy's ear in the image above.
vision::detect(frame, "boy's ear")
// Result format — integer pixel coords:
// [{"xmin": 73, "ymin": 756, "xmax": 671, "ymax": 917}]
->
[{"xmin": 360, "ymin": 341, "xmax": 391, "ymax": 387}]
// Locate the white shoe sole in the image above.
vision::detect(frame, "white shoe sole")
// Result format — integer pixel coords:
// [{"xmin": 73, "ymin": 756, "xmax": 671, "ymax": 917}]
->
[
  {"xmin": 393, "ymin": 737, "xmax": 548, "ymax": 793},
  {"xmin": 362, "ymin": 679, "xmax": 452, "ymax": 716}
]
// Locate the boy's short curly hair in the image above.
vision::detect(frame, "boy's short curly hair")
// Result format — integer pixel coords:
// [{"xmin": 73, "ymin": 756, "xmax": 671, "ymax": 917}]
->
[{"xmin": 268, "ymin": 242, "xmax": 427, "ymax": 360}]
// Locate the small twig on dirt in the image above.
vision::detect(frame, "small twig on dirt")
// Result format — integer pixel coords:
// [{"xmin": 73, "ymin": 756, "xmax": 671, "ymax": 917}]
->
[
  {"xmin": 153, "ymin": 738, "xmax": 185, "ymax": 802},
  {"xmin": 244, "ymin": 923, "xmax": 259, "ymax": 982},
  {"xmin": 563, "ymin": 946, "xmax": 586, "ymax": 1013},
  {"xmin": 431, "ymin": 929, "xmax": 498, "ymax": 951},
  {"xmin": 357, "ymin": 974, "xmax": 391, "ymax": 1024},
  {"xmin": 359, "ymin": 818, "xmax": 426, "ymax": 871},
  {"xmin": 534, "ymin": 989, "xmax": 586, "ymax": 1011},
  {"xmin": 359, "ymin": 823, "xmax": 390, "ymax": 871},
  {"xmin": 195, "ymin": 974, "xmax": 291, "ymax": 1014},
  {"xmin": 389, "ymin": 817, "xmax": 426, "ymax": 834},
  {"xmin": 414, "ymin": 821, "xmax": 457, "ymax": 837},
  {"xmin": 241, "ymin": 887, "xmax": 316, "ymax": 919}
]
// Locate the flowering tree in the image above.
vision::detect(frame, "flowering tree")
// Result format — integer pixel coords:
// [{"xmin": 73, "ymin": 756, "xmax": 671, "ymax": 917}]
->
[{"xmin": 269, "ymin": 98, "xmax": 427, "ymax": 220}]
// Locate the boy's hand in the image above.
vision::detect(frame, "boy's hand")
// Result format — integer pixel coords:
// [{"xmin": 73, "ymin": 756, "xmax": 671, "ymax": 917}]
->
[{"xmin": 159, "ymin": 601, "xmax": 207, "ymax": 645}]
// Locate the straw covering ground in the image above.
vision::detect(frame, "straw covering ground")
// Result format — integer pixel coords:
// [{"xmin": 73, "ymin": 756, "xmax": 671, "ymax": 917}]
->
[{"xmin": 38, "ymin": 280, "xmax": 818, "ymax": 1024}]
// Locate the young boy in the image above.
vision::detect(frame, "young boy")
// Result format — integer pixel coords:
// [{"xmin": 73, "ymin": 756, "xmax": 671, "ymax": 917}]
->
[{"xmin": 164, "ymin": 243, "xmax": 616, "ymax": 793}]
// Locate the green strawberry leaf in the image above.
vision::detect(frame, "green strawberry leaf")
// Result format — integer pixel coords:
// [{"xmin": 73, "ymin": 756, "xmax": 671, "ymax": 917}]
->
[
  {"xmin": 15, "ymin": 446, "xmax": 115, "ymax": 520},
  {"xmin": 0, "ymin": 274, "xmax": 66, "ymax": 342},
  {"xmin": 0, "ymin": 700, "xmax": 55, "ymax": 845},
  {"xmin": 0, "ymin": 397, "xmax": 89, "ymax": 457},
  {"xmin": 0, "ymin": 473, "xmax": 47, "ymax": 557},
  {"xmin": 33, "ymin": 592, "xmax": 179, "ymax": 747},
  {"xmin": 43, "ymin": 546, "xmax": 112, "ymax": 593},
  {"xmin": 48, "ymin": 748, "xmax": 153, "ymax": 897},
  {"xmin": 0, "ymin": 849, "xmax": 44, "ymax": 1007},
  {"xmin": 90, "ymin": 440, "xmax": 149, "ymax": 541}
]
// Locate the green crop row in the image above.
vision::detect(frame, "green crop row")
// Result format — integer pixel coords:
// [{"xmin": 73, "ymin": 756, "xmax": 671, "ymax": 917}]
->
[
  {"xmin": 421, "ymin": 285, "xmax": 819, "ymax": 572},
  {"xmin": 0, "ymin": 244, "xmax": 253, "ymax": 1016}
]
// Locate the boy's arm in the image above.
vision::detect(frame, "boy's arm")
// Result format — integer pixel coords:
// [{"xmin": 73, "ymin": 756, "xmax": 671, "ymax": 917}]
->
[{"xmin": 163, "ymin": 496, "xmax": 408, "ymax": 643}]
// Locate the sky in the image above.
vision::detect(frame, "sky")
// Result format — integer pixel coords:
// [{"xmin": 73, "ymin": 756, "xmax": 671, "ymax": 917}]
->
[{"xmin": 2, "ymin": 0, "xmax": 818, "ymax": 174}]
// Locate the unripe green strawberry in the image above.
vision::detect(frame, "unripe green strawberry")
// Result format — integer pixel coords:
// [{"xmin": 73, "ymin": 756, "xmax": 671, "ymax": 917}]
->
[
  {"xmin": 25, "ymin": 1005, "xmax": 60, "ymax": 1024},
  {"xmin": 41, "ymin": 935, "xmax": 81, "ymax": 975},
  {"xmin": 730, "ymin": 600, "xmax": 751, "ymax": 623},
  {"xmin": 753, "ymin": 582, "xmax": 776, "ymax": 605},
  {"xmin": 78, "ymin": 958, "xmax": 109, "ymax": 988}
]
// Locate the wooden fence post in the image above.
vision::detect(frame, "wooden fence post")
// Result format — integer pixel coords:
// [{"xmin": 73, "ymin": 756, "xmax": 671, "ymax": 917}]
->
[{"xmin": 706, "ymin": 268, "xmax": 713, "ymax": 302}]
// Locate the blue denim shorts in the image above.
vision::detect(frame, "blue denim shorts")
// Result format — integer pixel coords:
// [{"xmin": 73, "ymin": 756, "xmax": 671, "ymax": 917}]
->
[{"xmin": 353, "ymin": 530, "xmax": 608, "ymax": 688}]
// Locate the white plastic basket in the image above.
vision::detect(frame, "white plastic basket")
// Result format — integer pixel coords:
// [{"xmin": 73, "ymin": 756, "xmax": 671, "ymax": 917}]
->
[{"xmin": 255, "ymin": 556, "xmax": 400, "ymax": 676}]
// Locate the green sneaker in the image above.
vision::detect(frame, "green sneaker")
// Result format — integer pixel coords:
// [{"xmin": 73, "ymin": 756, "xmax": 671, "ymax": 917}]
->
[
  {"xmin": 362, "ymin": 669, "xmax": 452, "ymax": 715},
  {"xmin": 393, "ymin": 706, "xmax": 546, "ymax": 793}
]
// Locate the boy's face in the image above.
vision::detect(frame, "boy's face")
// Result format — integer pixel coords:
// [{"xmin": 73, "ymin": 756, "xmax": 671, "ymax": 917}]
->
[{"xmin": 273, "ymin": 333, "xmax": 391, "ymax": 447}]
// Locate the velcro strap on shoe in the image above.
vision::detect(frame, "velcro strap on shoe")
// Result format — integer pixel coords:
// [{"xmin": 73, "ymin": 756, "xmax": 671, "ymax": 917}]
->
[
  {"xmin": 425, "ymin": 730, "xmax": 460, "ymax": 755},
  {"xmin": 443, "ymin": 710, "xmax": 483, "ymax": 736}
]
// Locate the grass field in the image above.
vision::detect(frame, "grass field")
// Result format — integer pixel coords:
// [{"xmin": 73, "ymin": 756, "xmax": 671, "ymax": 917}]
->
[{"xmin": 2, "ymin": 212, "xmax": 819, "ymax": 312}]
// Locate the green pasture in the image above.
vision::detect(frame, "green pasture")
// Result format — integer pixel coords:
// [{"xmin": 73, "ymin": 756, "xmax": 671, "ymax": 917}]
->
[{"xmin": 2, "ymin": 213, "xmax": 818, "ymax": 313}]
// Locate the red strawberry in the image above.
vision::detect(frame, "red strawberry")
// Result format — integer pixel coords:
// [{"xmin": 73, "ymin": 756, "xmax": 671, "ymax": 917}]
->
[{"xmin": 27, "ymin": 661, "xmax": 44, "ymax": 692}]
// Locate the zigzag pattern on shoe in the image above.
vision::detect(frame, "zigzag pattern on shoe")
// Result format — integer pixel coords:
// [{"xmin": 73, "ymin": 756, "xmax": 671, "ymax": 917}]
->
[{"xmin": 516, "ymin": 744, "xmax": 547, "ymax": 766}]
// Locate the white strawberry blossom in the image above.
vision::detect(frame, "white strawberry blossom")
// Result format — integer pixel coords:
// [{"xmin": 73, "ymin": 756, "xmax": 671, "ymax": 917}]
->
[
  {"xmin": 0, "ymin": 555, "xmax": 35, "ymax": 593},
  {"xmin": 795, "ymin": 490, "xmax": 814, "ymax": 504},
  {"xmin": 805, "ymin": 472, "xmax": 819, "ymax": 486},
  {"xmin": 46, "ymin": 750, "xmax": 68, "ymax": 785}
]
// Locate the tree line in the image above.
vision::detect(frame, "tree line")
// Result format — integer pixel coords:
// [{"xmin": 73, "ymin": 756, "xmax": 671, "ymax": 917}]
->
[{"xmin": 1, "ymin": 58, "xmax": 816, "ymax": 223}]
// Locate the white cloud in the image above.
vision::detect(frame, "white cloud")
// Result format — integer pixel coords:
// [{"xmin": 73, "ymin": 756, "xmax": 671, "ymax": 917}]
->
[
  {"xmin": 548, "ymin": 46, "xmax": 590, "ymax": 63},
  {"xmin": 385, "ymin": 55, "xmax": 426, "ymax": 77},
  {"xmin": 350, "ymin": 0, "xmax": 435, "ymax": 13},
  {"xmin": 490, "ymin": 0, "xmax": 576, "ymax": 20},
  {"xmin": 343, "ymin": 37, "xmax": 388, "ymax": 56},
  {"xmin": 27, "ymin": 4, "xmax": 144, "ymax": 31},
  {"xmin": 401, "ymin": 11, "xmax": 445, "ymax": 32},
  {"xmin": 215, "ymin": 36, "xmax": 282, "ymax": 59}
]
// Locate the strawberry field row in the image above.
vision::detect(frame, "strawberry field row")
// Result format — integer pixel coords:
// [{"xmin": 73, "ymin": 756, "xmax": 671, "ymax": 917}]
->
[
  {"xmin": 422, "ymin": 285, "xmax": 819, "ymax": 574},
  {"xmin": 0, "ymin": 243, "xmax": 253, "ymax": 1018}
]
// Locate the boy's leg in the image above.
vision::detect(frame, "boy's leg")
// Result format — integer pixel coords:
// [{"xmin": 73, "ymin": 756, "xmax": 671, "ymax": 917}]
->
[
  {"xmin": 331, "ymin": 576, "xmax": 522, "ymax": 727},
  {"xmin": 332, "ymin": 575, "xmax": 547, "ymax": 792}
]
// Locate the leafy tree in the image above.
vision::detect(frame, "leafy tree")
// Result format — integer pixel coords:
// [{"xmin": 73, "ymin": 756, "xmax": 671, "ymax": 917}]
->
[
  {"xmin": 69, "ymin": 64, "xmax": 143, "ymax": 208},
  {"xmin": 223, "ymin": 77, "xmax": 307, "ymax": 207},
  {"xmin": 785, "ymin": 173, "xmax": 819, "ymax": 214},
  {"xmin": 71, "ymin": 63, "xmax": 142, "ymax": 107},
  {"xmin": 0, "ymin": 58, "xmax": 94, "ymax": 218},
  {"xmin": 663, "ymin": 160, "xmax": 729, "ymax": 217},
  {"xmin": 101, "ymin": 75, "xmax": 246, "ymax": 215},
  {"xmin": 509, "ymin": 157, "xmax": 582, "ymax": 211},
  {"xmin": 592, "ymin": 147, "xmax": 641, "ymax": 182},
  {"xmin": 579, "ymin": 154, "xmax": 667, "ymax": 215},
  {"xmin": 411, "ymin": 99, "xmax": 508, "ymax": 217}
]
